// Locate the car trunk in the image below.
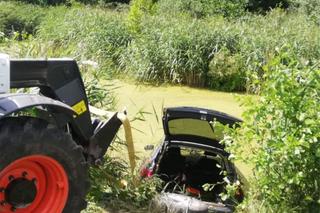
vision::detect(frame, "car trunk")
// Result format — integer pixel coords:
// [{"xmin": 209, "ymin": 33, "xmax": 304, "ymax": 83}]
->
[
  {"xmin": 159, "ymin": 107, "xmax": 241, "ymax": 202},
  {"xmin": 157, "ymin": 147, "xmax": 230, "ymax": 203},
  {"xmin": 150, "ymin": 107, "xmax": 242, "ymax": 212},
  {"xmin": 162, "ymin": 107, "xmax": 242, "ymax": 151}
]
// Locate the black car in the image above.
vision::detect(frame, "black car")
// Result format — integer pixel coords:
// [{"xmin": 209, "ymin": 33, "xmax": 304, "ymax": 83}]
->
[{"xmin": 140, "ymin": 107, "xmax": 245, "ymax": 213}]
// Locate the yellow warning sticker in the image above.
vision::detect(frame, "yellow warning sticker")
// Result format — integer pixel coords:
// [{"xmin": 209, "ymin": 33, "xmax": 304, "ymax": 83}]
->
[{"xmin": 72, "ymin": 100, "xmax": 87, "ymax": 115}]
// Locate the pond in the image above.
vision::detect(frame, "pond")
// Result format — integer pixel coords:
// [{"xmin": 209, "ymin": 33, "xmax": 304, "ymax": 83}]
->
[{"xmin": 113, "ymin": 80, "xmax": 242, "ymax": 149}]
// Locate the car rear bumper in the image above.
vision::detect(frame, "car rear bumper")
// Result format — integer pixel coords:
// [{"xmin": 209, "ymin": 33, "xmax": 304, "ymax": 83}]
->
[{"xmin": 149, "ymin": 192, "xmax": 233, "ymax": 213}]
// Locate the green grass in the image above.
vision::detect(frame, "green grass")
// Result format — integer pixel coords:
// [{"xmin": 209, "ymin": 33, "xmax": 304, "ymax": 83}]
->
[
  {"xmin": 0, "ymin": 2, "xmax": 45, "ymax": 37},
  {"xmin": 1, "ymin": 1, "xmax": 319, "ymax": 92}
]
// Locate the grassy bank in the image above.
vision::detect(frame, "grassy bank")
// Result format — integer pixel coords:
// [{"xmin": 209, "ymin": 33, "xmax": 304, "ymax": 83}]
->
[{"xmin": 1, "ymin": 1, "xmax": 319, "ymax": 92}]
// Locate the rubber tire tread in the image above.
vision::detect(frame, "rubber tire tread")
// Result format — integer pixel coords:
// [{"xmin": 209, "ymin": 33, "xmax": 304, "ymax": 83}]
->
[{"xmin": 0, "ymin": 117, "xmax": 90, "ymax": 213}]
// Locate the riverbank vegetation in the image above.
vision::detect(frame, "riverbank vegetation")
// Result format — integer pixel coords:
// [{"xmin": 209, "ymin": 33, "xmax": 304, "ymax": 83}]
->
[
  {"xmin": 226, "ymin": 50, "xmax": 320, "ymax": 212},
  {"xmin": 1, "ymin": 0, "xmax": 319, "ymax": 92},
  {"xmin": 1, "ymin": 0, "xmax": 319, "ymax": 212}
]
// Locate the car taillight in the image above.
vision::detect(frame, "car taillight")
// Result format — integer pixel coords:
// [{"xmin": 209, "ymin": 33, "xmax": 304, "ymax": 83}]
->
[
  {"xmin": 140, "ymin": 160, "xmax": 154, "ymax": 178},
  {"xmin": 186, "ymin": 187, "xmax": 201, "ymax": 197},
  {"xmin": 140, "ymin": 167, "xmax": 153, "ymax": 178},
  {"xmin": 235, "ymin": 186, "xmax": 244, "ymax": 202}
]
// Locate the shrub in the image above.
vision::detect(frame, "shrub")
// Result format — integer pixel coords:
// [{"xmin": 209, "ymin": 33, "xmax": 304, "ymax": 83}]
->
[
  {"xmin": 76, "ymin": 0, "xmax": 130, "ymax": 5},
  {"xmin": 0, "ymin": 2, "xmax": 45, "ymax": 37},
  {"xmin": 208, "ymin": 48, "xmax": 246, "ymax": 91},
  {"xmin": 0, "ymin": 32, "xmax": 5, "ymax": 43},
  {"xmin": 291, "ymin": 0, "xmax": 320, "ymax": 24},
  {"xmin": 155, "ymin": 0, "xmax": 247, "ymax": 18},
  {"xmin": 226, "ymin": 50, "xmax": 320, "ymax": 211},
  {"xmin": 16, "ymin": 0, "xmax": 68, "ymax": 5},
  {"xmin": 246, "ymin": 0, "xmax": 290, "ymax": 12},
  {"xmin": 236, "ymin": 9, "xmax": 320, "ymax": 91},
  {"xmin": 127, "ymin": 0, "xmax": 154, "ymax": 33},
  {"xmin": 8, "ymin": 0, "xmax": 130, "ymax": 6}
]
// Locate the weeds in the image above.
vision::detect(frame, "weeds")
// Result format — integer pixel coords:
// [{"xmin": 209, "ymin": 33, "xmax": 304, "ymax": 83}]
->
[
  {"xmin": 1, "ymin": 2, "xmax": 319, "ymax": 92},
  {"xmin": 0, "ymin": 2, "xmax": 45, "ymax": 38},
  {"xmin": 38, "ymin": 6, "xmax": 131, "ymax": 72},
  {"xmin": 121, "ymin": 8, "xmax": 320, "ymax": 91},
  {"xmin": 155, "ymin": 0, "xmax": 247, "ymax": 18}
]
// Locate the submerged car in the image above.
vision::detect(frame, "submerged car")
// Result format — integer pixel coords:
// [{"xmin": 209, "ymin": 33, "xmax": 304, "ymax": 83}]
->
[{"xmin": 140, "ymin": 107, "xmax": 245, "ymax": 213}]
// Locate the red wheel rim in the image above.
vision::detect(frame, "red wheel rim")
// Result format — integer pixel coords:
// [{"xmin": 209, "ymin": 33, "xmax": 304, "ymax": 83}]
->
[{"xmin": 0, "ymin": 155, "xmax": 69, "ymax": 213}]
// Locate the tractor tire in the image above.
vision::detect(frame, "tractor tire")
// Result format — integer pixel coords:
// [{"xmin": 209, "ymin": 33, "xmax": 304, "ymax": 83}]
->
[{"xmin": 0, "ymin": 117, "xmax": 90, "ymax": 213}]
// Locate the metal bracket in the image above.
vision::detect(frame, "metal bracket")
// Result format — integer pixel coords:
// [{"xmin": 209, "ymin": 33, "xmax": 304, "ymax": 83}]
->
[{"xmin": 88, "ymin": 106, "xmax": 136, "ymax": 173}]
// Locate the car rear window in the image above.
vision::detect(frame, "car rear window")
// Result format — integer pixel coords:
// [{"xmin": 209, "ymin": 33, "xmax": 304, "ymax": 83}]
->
[{"xmin": 168, "ymin": 118, "xmax": 225, "ymax": 140}]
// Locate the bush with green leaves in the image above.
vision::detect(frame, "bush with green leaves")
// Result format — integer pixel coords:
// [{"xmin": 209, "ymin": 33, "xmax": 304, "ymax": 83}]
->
[
  {"xmin": 226, "ymin": 50, "xmax": 320, "ymax": 211},
  {"xmin": 246, "ymin": 0, "xmax": 290, "ymax": 12},
  {"xmin": 0, "ymin": 2, "xmax": 45, "ymax": 37},
  {"xmin": 127, "ymin": 0, "xmax": 154, "ymax": 33},
  {"xmin": 76, "ymin": 0, "xmax": 130, "ymax": 5},
  {"xmin": 8, "ymin": 0, "xmax": 129, "ymax": 6},
  {"xmin": 290, "ymin": 0, "xmax": 320, "ymax": 24},
  {"xmin": 236, "ymin": 9, "xmax": 320, "ymax": 92},
  {"xmin": 155, "ymin": 0, "xmax": 247, "ymax": 18},
  {"xmin": 208, "ymin": 48, "xmax": 246, "ymax": 91},
  {"xmin": 0, "ymin": 32, "xmax": 5, "ymax": 43}
]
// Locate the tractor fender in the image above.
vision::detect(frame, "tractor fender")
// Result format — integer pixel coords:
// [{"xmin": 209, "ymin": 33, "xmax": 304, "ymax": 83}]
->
[{"xmin": 0, "ymin": 93, "xmax": 76, "ymax": 120}]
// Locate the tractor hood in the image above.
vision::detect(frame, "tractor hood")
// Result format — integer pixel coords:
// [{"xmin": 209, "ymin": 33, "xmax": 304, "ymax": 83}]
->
[{"xmin": 162, "ymin": 107, "xmax": 242, "ymax": 150}]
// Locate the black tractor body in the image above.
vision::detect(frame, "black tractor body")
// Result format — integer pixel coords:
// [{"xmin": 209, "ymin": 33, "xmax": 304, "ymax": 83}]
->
[{"xmin": 0, "ymin": 55, "xmax": 127, "ymax": 213}]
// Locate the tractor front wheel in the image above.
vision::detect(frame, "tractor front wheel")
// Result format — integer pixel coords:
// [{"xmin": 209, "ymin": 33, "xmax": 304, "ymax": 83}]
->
[{"xmin": 0, "ymin": 118, "xmax": 89, "ymax": 213}]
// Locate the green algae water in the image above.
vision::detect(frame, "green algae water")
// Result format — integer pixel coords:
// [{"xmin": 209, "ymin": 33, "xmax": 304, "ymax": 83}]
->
[
  {"xmin": 112, "ymin": 80, "xmax": 252, "ymax": 177},
  {"xmin": 114, "ymin": 80, "xmax": 243, "ymax": 151}
]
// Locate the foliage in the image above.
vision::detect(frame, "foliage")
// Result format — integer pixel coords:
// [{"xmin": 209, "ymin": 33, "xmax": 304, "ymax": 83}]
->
[
  {"xmin": 77, "ymin": 0, "xmax": 130, "ymax": 5},
  {"xmin": 247, "ymin": 0, "xmax": 290, "ymax": 12},
  {"xmin": 155, "ymin": 0, "xmax": 247, "ymax": 18},
  {"xmin": 127, "ymin": 0, "xmax": 154, "ymax": 33},
  {"xmin": 122, "ymin": 8, "xmax": 320, "ymax": 91},
  {"xmin": 0, "ymin": 2, "xmax": 45, "ymax": 37},
  {"xmin": 0, "ymin": 32, "xmax": 5, "ymax": 43},
  {"xmin": 9, "ymin": 0, "xmax": 129, "ymax": 6},
  {"xmin": 13, "ymin": 0, "xmax": 68, "ymax": 5},
  {"xmin": 1, "ymin": 1, "xmax": 320, "ymax": 92},
  {"xmin": 208, "ymin": 48, "xmax": 246, "ymax": 91},
  {"xmin": 121, "ymin": 15, "xmax": 242, "ymax": 90},
  {"xmin": 81, "ymin": 64, "xmax": 117, "ymax": 110},
  {"xmin": 291, "ymin": 0, "xmax": 320, "ymax": 24},
  {"xmin": 88, "ymin": 146, "xmax": 162, "ymax": 210},
  {"xmin": 37, "ymin": 6, "xmax": 131, "ymax": 72},
  {"xmin": 226, "ymin": 50, "xmax": 320, "ymax": 211},
  {"xmin": 236, "ymin": 9, "xmax": 320, "ymax": 92}
]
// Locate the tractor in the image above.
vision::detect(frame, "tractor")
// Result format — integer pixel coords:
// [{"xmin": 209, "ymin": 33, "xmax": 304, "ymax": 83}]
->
[{"xmin": 0, "ymin": 54, "xmax": 135, "ymax": 213}]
